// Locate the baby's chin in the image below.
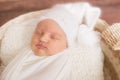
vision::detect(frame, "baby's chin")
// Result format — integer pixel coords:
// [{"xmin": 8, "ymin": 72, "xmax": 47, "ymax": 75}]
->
[
  {"xmin": 31, "ymin": 45, "xmax": 63, "ymax": 56},
  {"xmin": 31, "ymin": 45, "xmax": 46, "ymax": 56},
  {"xmin": 32, "ymin": 49, "xmax": 60, "ymax": 57},
  {"xmin": 32, "ymin": 48, "xmax": 49, "ymax": 56}
]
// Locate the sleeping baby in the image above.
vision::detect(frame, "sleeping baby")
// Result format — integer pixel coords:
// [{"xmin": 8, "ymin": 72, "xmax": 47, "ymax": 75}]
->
[
  {"xmin": 0, "ymin": 3, "xmax": 104, "ymax": 80},
  {"xmin": 31, "ymin": 19, "xmax": 68, "ymax": 56}
]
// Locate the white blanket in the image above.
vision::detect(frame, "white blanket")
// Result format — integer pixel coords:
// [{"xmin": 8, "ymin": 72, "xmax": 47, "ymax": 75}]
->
[{"xmin": 1, "ymin": 46, "xmax": 104, "ymax": 80}]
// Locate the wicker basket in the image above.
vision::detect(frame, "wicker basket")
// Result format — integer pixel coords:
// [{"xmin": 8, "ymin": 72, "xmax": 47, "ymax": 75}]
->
[{"xmin": 95, "ymin": 20, "xmax": 120, "ymax": 80}]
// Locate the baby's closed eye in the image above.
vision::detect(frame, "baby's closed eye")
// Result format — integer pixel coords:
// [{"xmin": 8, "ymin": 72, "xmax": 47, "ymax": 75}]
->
[{"xmin": 50, "ymin": 35, "xmax": 61, "ymax": 40}]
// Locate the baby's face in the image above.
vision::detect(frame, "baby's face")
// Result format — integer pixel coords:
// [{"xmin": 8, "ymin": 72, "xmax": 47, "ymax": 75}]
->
[{"xmin": 31, "ymin": 19, "xmax": 68, "ymax": 56}]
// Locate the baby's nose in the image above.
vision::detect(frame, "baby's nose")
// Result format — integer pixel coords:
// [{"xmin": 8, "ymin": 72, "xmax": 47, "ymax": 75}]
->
[{"xmin": 40, "ymin": 34, "xmax": 50, "ymax": 43}]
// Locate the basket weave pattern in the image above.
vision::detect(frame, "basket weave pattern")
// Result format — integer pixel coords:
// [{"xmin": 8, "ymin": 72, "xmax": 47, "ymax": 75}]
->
[
  {"xmin": 101, "ymin": 23, "xmax": 120, "ymax": 50},
  {"xmin": 95, "ymin": 21, "xmax": 120, "ymax": 80}
]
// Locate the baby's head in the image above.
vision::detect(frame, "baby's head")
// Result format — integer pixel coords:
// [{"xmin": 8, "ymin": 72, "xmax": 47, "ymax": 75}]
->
[
  {"xmin": 31, "ymin": 19, "xmax": 68, "ymax": 56},
  {"xmin": 31, "ymin": 5, "xmax": 79, "ymax": 56}
]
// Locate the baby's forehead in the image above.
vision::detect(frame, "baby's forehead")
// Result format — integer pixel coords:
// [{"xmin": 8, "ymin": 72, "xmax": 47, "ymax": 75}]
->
[
  {"xmin": 38, "ymin": 19, "xmax": 59, "ymax": 26},
  {"xmin": 35, "ymin": 19, "xmax": 66, "ymax": 36},
  {"xmin": 37, "ymin": 19, "xmax": 59, "ymax": 30}
]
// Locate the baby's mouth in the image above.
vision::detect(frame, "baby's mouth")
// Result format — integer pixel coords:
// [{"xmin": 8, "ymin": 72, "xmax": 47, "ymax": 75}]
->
[{"xmin": 36, "ymin": 44, "xmax": 47, "ymax": 49}]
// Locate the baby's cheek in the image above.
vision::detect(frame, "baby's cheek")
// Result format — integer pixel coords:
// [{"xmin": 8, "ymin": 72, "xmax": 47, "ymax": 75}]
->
[
  {"xmin": 47, "ymin": 45, "xmax": 57, "ymax": 55},
  {"xmin": 49, "ymin": 45, "xmax": 62, "ymax": 55},
  {"xmin": 47, "ymin": 41, "xmax": 66, "ymax": 55},
  {"xmin": 32, "ymin": 37, "xmax": 39, "ymax": 44}
]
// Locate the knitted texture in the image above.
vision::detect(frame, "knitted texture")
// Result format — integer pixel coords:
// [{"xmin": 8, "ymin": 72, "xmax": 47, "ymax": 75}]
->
[{"xmin": 101, "ymin": 23, "xmax": 120, "ymax": 50}]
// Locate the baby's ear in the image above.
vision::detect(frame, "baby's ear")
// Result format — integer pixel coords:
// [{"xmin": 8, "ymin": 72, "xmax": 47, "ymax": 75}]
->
[{"xmin": 85, "ymin": 7, "xmax": 101, "ymax": 30}]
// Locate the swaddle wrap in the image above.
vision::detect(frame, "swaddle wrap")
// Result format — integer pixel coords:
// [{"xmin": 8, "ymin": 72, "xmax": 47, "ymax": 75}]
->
[
  {"xmin": 0, "ymin": 2, "xmax": 104, "ymax": 80},
  {"xmin": 1, "ymin": 46, "xmax": 103, "ymax": 80}
]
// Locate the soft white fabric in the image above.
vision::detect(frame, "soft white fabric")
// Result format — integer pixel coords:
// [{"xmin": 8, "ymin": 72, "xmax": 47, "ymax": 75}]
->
[
  {"xmin": 0, "ymin": 47, "xmax": 72, "ymax": 80},
  {"xmin": 77, "ymin": 24, "xmax": 100, "ymax": 47},
  {"xmin": 0, "ymin": 2, "xmax": 104, "ymax": 80},
  {"xmin": 1, "ymin": 46, "xmax": 104, "ymax": 80}
]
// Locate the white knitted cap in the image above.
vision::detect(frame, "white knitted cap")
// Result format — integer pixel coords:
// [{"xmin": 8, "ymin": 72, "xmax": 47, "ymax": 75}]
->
[
  {"xmin": 38, "ymin": 4, "xmax": 79, "ymax": 47},
  {"xmin": 38, "ymin": 3, "xmax": 101, "ymax": 47}
]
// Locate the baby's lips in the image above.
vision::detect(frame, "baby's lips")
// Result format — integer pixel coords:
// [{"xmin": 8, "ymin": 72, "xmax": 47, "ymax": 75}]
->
[{"xmin": 36, "ymin": 43, "xmax": 47, "ymax": 49}]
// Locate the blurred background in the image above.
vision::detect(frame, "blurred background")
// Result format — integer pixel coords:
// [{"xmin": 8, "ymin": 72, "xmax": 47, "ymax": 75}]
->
[{"xmin": 0, "ymin": 0, "xmax": 120, "ymax": 26}]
